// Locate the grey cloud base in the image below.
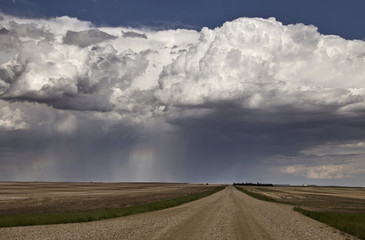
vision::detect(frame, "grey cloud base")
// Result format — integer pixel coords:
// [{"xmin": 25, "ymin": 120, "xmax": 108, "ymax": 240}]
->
[
  {"xmin": 0, "ymin": 14, "xmax": 365, "ymax": 185},
  {"xmin": 63, "ymin": 29, "xmax": 117, "ymax": 47}
]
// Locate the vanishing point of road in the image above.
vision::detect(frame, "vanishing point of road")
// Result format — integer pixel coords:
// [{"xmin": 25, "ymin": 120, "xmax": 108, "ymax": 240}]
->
[{"xmin": 0, "ymin": 186, "xmax": 358, "ymax": 240}]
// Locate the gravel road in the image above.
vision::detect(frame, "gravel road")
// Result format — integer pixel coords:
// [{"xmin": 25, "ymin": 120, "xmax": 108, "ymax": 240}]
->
[{"xmin": 0, "ymin": 186, "xmax": 358, "ymax": 240}]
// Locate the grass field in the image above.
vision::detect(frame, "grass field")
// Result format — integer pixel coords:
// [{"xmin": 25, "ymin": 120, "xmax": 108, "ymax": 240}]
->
[
  {"xmin": 236, "ymin": 186, "xmax": 365, "ymax": 240},
  {"xmin": 294, "ymin": 207, "xmax": 365, "ymax": 240}
]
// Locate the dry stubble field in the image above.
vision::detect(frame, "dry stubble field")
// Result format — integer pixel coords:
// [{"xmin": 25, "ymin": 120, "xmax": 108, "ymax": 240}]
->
[
  {"xmin": 1, "ymin": 182, "xmax": 365, "ymax": 240},
  {"xmin": 0, "ymin": 182, "xmax": 218, "ymax": 216},
  {"xmin": 239, "ymin": 185, "xmax": 365, "ymax": 212},
  {"xmin": 0, "ymin": 185, "xmax": 360, "ymax": 240}
]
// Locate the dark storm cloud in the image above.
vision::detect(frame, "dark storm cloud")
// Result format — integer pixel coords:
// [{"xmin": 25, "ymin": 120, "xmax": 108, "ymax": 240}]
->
[
  {"xmin": 160, "ymin": 104, "xmax": 365, "ymax": 183},
  {"xmin": 0, "ymin": 27, "xmax": 10, "ymax": 34},
  {"xmin": 1, "ymin": 93, "xmax": 114, "ymax": 111},
  {"xmin": 0, "ymin": 113, "xmax": 137, "ymax": 181},
  {"xmin": 0, "ymin": 101, "xmax": 178, "ymax": 181},
  {"xmin": 7, "ymin": 20, "xmax": 54, "ymax": 40},
  {"xmin": 122, "ymin": 30, "xmax": 147, "ymax": 39},
  {"xmin": 166, "ymin": 104, "xmax": 365, "ymax": 159},
  {"xmin": 63, "ymin": 29, "xmax": 116, "ymax": 47}
]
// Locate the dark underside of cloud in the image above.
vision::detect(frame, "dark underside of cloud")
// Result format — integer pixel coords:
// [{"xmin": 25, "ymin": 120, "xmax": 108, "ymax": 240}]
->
[
  {"xmin": 63, "ymin": 29, "xmax": 117, "ymax": 47},
  {"xmin": 0, "ymin": 14, "xmax": 365, "ymax": 185},
  {"xmin": 122, "ymin": 31, "xmax": 148, "ymax": 39}
]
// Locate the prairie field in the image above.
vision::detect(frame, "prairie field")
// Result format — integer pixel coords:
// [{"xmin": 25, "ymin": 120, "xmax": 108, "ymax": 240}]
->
[
  {"xmin": 238, "ymin": 185, "xmax": 365, "ymax": 212},
  {"xmin": 1, "ymin": 186, "xmax": 359, "ymax": 240},
  {"xmin": 1, "ymin": 183, "xmax": 364, "ymax": 239},
  {"xmin": 0, "ymin": 182, "xmax": 218, "ymax": 216},
  {"xmin": 236, "ymin": 185, "xmax": 365, "ymax": 239}
]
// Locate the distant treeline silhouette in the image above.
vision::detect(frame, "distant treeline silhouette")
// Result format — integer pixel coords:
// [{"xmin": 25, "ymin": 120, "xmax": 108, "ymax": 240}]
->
[{"xmin": 233, "ymin": 182, "xmax": 273, "ymax": 186}]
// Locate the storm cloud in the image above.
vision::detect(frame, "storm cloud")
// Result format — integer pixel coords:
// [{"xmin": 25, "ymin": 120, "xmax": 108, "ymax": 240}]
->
[
  {"xmin": 0, "ymin": 14, "xmax": 365, "ymax": 185},
  {"xmin": 122, "ymin": 30, "xmax": 148, "ymax": 39},
  {"xmin": 63, "ymin": 29, "xmax": 117, "ymax": 47}
]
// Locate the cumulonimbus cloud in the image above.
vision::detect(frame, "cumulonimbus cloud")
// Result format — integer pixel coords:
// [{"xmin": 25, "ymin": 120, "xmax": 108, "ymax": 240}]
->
[
  {"xmin": 156, "ymin": 17, "xmax": 365, "ymax": 116},
  {"xmin": 1, "ymin": 15, "xmax": 364, "ymax": 121},
  {"xmin": 1, "ymin": 14, "xmax": 365, "ymax": 183}
]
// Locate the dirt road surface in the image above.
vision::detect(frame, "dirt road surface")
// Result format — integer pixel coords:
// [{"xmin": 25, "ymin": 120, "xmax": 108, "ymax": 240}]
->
[{"xmin": 0, "ymin": 186, "xmax": 358, "ymax": 240}]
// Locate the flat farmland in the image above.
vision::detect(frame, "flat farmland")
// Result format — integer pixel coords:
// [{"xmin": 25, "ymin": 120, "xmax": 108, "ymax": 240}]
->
[
  {"xmin": 0, "ymin": 182, "xmax": 218, "ymax": 215},
  {"xmin": 236, "ymin": 185, "xmax": 365, "ymax": 239},
  {"xmin": 0, "ymin": 186, "xmax": 358, "ymax": 240},
  {"xmin": 238, "ymin": 185, "xmax": 365, "ymax": 212}
]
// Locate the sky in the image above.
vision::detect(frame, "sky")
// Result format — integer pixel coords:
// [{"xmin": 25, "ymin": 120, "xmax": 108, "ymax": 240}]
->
[{"xmin": 0, "ymin": 0, "xmax": 365, "ymax": 186}]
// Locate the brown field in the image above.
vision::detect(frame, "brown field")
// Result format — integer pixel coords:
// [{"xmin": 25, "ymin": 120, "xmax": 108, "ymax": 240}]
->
[
  {"xmin": 0, "ymin": 182, "xmax": 218, "ymax": 215},
  {"xmin": 0, "ymin": 186, "xmax": 357, "ymax": 240},
  {"xmin": 241, "ymin": 185, "xmax": 365, "ymax": 212}
]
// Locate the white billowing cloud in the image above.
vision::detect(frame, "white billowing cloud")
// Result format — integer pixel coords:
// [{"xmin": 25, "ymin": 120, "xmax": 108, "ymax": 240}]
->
[
  {"xmin": 281, "ymin": 164, "xmax": 346, "ymax": 179},
  {"xmin": 0, "ymin": 105, "xmax": 27, "ymax": 130},
  {"xmin": 300, "ymin": 141, "xmax": 365, "ymax": 157},
  {"xmin": 0, "ymin": 13, "xmax": 199, "ymax": 117},
  {"xmin": 156, "ymin": 17, "xmax": 365, "ymax": 114},
  {"xmin": 0, "ymin": 14, "xmax": 365, "ymax": 129},
  {"xmin": 277, "ymin": 140, "xmax": 365, "ymax": 180}
]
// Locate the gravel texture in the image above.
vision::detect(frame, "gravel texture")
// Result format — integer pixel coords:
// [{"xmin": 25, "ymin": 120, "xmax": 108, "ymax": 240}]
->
[{"xmin": 0, "ymin": 186, "xmax": 359, "ymax": 240}]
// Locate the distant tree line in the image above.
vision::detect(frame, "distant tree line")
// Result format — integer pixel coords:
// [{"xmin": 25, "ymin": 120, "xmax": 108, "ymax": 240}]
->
[{"xmin": 233, "ymin": 182, "xmax": 273, "ymax": 186}]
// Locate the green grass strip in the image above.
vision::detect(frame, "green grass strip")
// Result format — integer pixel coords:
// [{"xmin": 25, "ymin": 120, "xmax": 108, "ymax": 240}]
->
[
  {"xmin": 294, "ymin": 207, "xmax": 365, "ymax": 240},
  {"xmin": 0, "ymin": 186, "xmax": 225, "ymax": 228}
]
